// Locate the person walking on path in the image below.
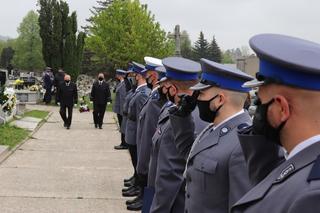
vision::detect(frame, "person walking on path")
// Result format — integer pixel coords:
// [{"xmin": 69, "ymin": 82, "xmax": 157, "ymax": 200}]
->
[
  {"xmin": 57, "ymin": 74, "xmax": 78, "ymax": 129},
  {"xmin": 90, "ymin": 73, "xmax": 111, "ymax": 129}
]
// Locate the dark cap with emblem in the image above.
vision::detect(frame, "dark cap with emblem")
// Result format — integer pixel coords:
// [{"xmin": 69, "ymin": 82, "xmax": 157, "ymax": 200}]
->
[
  {"xmin": 161, "ymin": 57, "xmax": 201, "ymax": 82},
  {"xmin": 244, "ymin": 34, "xmax": 320, "ymax": 91},
  {"xmin": 191, "ymin": 58, "xmax": 253, "ymax": 92},
  {"xmin": 132, "ymin": 61, "xmax": 146, "ymax": 75}
]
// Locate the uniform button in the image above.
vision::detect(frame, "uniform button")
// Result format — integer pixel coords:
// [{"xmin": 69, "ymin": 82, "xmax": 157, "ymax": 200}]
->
[{"xmin": 187, "ymin": 193, "xmax": 190, "ymax": 198}]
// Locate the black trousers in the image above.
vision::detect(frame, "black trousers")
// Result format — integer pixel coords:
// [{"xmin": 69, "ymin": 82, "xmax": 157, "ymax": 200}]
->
[
  {"xmin": 127, "ymin": 144, "xmax": 138, "ymax": 178},
  {"xmin": 43, "ymin": 88, "xmax": 52, "ymax": 104},
  {"xmin": 117, "ymin": 114, "xmax": 126, "ymax": 146},
  {"xmin": 60, "ymin": 104, "xmax": 73, "ymax": 127},
  {"xmin": 93, "ymin": 103, "xmax": 106, "ymax": 127}
]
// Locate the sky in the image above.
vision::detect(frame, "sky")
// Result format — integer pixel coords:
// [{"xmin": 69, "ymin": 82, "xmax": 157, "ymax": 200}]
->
[{"xmin": 1, "ymin": 0, "xmax": 320, "ymax": 50}]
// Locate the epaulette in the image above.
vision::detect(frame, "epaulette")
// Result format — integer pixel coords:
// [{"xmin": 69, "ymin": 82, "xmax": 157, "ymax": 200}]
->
[
  {"xmin": 151, "ymin": 91, "xmax": 160, "ymax": 100},
  {"xmin": 307, "ymin": 155, "xmax": 320, "ymax": 182}
]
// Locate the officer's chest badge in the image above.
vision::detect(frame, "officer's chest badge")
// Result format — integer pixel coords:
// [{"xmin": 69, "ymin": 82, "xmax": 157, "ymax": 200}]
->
[{"xmin": 275, "ymin": 164, "xmax": 295, "ymax": 183}]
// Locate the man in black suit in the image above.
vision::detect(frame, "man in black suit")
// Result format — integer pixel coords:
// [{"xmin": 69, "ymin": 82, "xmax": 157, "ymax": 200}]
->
[
  {"xmin": 90, "ymin": 73, "xmax": 111, "ymax": 129},
  {"xmin": 57, "ymin": 74, "xmax": 78, "ymax": 129}
]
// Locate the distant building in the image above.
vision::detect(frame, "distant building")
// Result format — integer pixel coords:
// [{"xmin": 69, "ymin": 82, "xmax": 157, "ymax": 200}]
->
[{"xmin": 236, "ymin": 55, "xmax": 259, "ymax": 77}]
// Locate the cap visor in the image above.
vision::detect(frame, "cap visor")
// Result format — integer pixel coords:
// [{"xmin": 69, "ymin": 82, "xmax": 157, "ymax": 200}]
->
[
  {"xmin": 141, "ymin": 69, "xmax": 148, "ymax": 74},
  {"xmin": 242, "ymin": 79, "xmax": 264, "ymax": 88},
  {"xmin": 156, "ymin": 77, "xmax": 168, "ymax": 84},
  {"xmin": 190, "ymin": 82, "xmax": 212, "ymax": 91}
]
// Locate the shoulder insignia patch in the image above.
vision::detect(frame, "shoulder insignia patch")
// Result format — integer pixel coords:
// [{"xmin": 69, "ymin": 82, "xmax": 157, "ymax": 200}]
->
[
  {"xmin": 238, "ymin": 123, "xmax": 250, "ymax": 131},
  {"xmin": 307, "ymin": 155, "xmax": 320, "ymax": 182},
  {"xmin": 274, "ymin": 164, "xmax": 295, "ymax": 183}
]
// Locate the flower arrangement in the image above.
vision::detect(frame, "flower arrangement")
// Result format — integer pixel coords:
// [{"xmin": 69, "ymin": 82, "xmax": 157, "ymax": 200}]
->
[
  {"xmin": 14, "ymin": 79, "xmax": 24, "ymax": 90},
  {"xmin": 29, "ymin": 84, "xmax": 41, "ymax": 92},
  {"xmin": 0, "ymin": 87, "xmax": 17, "ymax": 116},
  {"xmin": 79, "ymin": 96, "xmax": 90, "ymax": 113}
]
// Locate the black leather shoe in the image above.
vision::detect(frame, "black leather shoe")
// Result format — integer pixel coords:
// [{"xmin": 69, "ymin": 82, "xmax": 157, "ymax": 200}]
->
[
  {"xmin": 99, "ymin": 126, "xmax": 102, "ymax": 129},
  {"xmin": 94, "ymin": 124, "xmax": 98, "ymax": 128},
  {"xmin": 124, "ymin": 176, "xmax": 134, "ymax": 183},
  {"xmin": 124, "ymin": 177, "xmax": 135, "ymax": 186},
  {"xmin": 122, "ymin": 185, "xmax": 137, "ymax": 193},
  {"xmin": 122, "ymin": 187, "xmax": 140, "ymax": 197},
  {"xmin": 127, "ymin": 199, "xmax": 143, "ymax": 211},
  {"xmin": 114, "ymin": 145, "xmax": 128, "ymax": 150},
  {"xmin": 126, "ymin": 194, "xmax": 142, "ymax": 205},
  {"xmin": 124, "ymin": 181, "xmax": 134, "ymax": 187}
]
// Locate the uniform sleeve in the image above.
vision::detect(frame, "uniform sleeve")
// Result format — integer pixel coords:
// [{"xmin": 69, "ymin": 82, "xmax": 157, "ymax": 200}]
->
[
  {"xmin": 136, "ymin": 93, "xmax": 148, "ymax": 114},
  {"xmin": 238, "ymin": 133, "xmax": 285, "ymax": 185},
  {"xmin": 169, "ymin": 113, "xmax": 196, "ymax": 160},
  {"xmin": 137, "ymin": 101, "xmax": 161, "ymax": 174},
  {"xmin": 228, "ymin": 143, "xmax": 253, "ymax": 210},
  {"xmin": 288, "ymin": 190, "xmax": 320, "ymax": 213}
]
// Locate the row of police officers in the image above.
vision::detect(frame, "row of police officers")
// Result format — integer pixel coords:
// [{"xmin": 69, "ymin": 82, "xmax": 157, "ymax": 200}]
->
[{"xmin": 112, "ymin": 33, "xmax": 320, "ymax": 213}]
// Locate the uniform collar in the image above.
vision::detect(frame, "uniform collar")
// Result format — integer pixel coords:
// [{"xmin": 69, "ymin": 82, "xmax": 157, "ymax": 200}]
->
[
  {"xmin": 286, "ymin": 135, "xmax": 320, "ymax": 160},
  {"xmin": 136, "ymin": 83, "xmax": 147, "ymax": 90},
  {"xmin": 152, "ymin": 85, "xmax": 160, "ymax": 93},
  {"xmin": 213, "ymin": 109, "xmax": 245, "ymax": 130}
]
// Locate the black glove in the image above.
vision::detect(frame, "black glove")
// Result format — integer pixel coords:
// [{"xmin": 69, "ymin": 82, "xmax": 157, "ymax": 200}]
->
[{"xmin": 170, "ymin": 91, "xmax": 200, "ymax": 117}]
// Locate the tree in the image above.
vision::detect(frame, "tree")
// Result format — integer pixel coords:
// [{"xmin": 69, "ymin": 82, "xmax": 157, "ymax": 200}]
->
[
  {"xmin": 38, "ymin": 0, "xmax": 53, "ymax": 68},
  {"xmin": 86, "ymin": 0, "xmax": 174, "ymax": 70},
  {"xmin": 38, "ymin": 0, "xmax": 86, "ymax": 80},
  {"xmin": 192, "ymin": 31, "xmax": 210, "ymax": 61},
  {"xmin": 180, "ymin": 30, "xmax": 193, "ymax": 59},
  {"xmin": 222, "ymin": 51, "xmax": 234, "ymax": 64},
  {"xmin": 12, "ymin": 11, "xmax": 44, "ymax": 71},
  {"xmin": 208, "ymin": 36, "xmax": 222, "ymax": 63},
  {"xmin": 0, "ymin": 47, "xmax": 14, "ymax": 68}
]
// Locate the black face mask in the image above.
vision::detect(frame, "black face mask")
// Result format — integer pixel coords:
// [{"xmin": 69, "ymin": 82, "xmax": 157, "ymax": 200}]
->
[
  {"xmin": 65, "ymin": 80, "xmax": 70, "ymax": 84},
  {"xmin": 158, "ymin": 86, "xmax": 167, "ymax": 102},
  {"xmin": 252, "ymin": 98, "xmax": 287, "ymax": 145},
  {"xmin": 166, "ymin": 86, "xmax": 176, "ymax": 103},
  {"xmin": 98, "ymin": 77, "xmax": 104, "ymax": 81},
  {"xmin": 197, "ymin": 95, "xmax": 223, "ymax": 123},
  {"xmin": 146, "ymin": 77, "xmax": 153, "ymax": 89}
]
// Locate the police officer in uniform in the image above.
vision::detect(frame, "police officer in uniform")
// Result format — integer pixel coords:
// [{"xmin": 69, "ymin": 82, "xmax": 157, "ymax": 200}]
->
[
  {"xmin": 126, "ymin": 57, "xmax": 164, "ymax": 211},
  {"xmin": 121, "ymin": 68, "xmax": 138, "ymax": 189},
  {"xmin": 169, "ymin": 59, "xmax": 254, "ymax": 213},
  {"xmin": 113, "ymin": 69, "xmax": 129, "ymax": 149},
  {"xmin": 124, "ymin": 62, "xmax": 151, "ymax": 198},
  {"xmin": 149, "ymin": 57, "xmax": 207, "ymax": 213},
  {"xmin": 231, "ymin": 34, "xmax": 320, "ymax": 213}
]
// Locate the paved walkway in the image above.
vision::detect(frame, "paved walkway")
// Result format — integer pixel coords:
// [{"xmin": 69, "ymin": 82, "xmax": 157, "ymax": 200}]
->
[{"xmin": 0, "ymin": 105, "xmax": 132, "ymax": 213}]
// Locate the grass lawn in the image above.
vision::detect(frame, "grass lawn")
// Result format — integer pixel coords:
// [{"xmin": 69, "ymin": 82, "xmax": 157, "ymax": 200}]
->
[
  {"xmin": 23, "ymin": 110, "xmax": 49, "ymax": 119},
  {"xmin": 0, "ymin": 109, "xmax": 49, "ymax": 149},
  {"xmin": 0, "ymin": 124, "xmax": 29, "ymax": 149}
]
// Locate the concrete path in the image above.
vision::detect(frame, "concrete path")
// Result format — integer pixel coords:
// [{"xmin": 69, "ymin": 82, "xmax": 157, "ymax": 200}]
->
[{"xmin": 0, "ymin": 105, "xmax": 133, "ymax": 213}]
